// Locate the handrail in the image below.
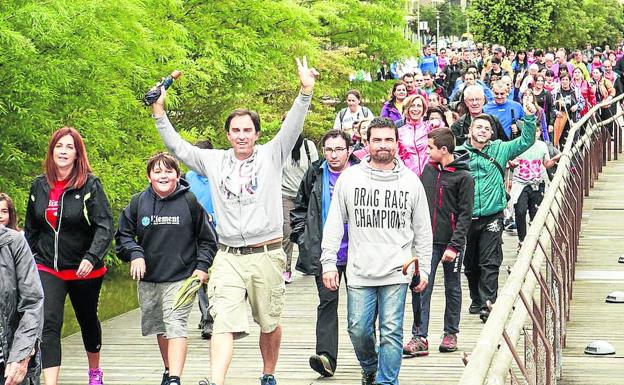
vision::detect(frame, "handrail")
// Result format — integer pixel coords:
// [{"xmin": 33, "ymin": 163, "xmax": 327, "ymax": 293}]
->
[{"xmin": 458, "ymin": 92, "xmax": 624, "ymax": 385}]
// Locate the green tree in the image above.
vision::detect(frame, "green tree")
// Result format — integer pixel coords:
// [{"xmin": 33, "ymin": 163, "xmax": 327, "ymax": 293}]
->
[
  {"xmin": 467, "ymin": 0, "xmax": 554, "ymax": 49},
  {"xmin": 418, "ymin": 3, "xmax": 468, "ymax": 39},
  {"xmin": 0, "ymin": 0, "xmax": 415, "ymax": 261}
]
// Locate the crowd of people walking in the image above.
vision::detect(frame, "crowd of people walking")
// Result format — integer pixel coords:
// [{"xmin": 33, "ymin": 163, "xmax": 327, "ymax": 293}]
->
[{"xmin": 1, "ymin": 41, "xmax": 623, "ymax": 385}]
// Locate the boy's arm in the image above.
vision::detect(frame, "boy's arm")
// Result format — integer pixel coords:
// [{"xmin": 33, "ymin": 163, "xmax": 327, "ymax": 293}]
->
[
  {"xmin": 411, "ymin": 180, "xmax": 433, "ymax": 281},
  {"xmin": 114, "ymin": 199, "xmax": 145, "ymax": 262},
  {"xmin": 447, "ymin": 173, "xmax": 475, "ymax": 253},
  {"xmin": 194, "ymin": 207, "xmax": 219, "ymax": 272}
]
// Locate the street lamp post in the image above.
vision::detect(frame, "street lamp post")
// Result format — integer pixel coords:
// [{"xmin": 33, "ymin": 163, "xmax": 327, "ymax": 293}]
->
[{"xmin": 436, "ymin": 11, "xmax": 440, "ymax": 50}]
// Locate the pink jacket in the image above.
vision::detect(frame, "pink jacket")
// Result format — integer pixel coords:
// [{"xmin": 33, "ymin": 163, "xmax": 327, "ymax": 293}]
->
[{"xmin": 398, "ymin": 120, "xmax": 433, "ymax": 176}]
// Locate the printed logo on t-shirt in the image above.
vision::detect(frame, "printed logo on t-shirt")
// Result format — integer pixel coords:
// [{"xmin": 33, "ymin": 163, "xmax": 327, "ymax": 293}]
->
[
  {"xmin": 147, "ymin": 215, "xmax": 180, "ymax": 226},
  {"xmin": 141, "ymin": 216, "xmax": 151, "ymax": 226},
  {"xmin": 352, "ymin": 187, "xmax": 410, "ymax": 229}
]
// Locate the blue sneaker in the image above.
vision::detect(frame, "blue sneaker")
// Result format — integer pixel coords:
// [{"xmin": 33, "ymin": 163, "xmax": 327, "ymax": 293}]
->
[{"xmin": 260, "ymin": 374, "xmax": 277, "ymax": 385}]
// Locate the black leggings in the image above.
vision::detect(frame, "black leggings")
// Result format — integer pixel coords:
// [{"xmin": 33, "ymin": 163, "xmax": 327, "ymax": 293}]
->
[{"xmin": 39, "ymin": 271, "xmax": 103, "ymax": 369}]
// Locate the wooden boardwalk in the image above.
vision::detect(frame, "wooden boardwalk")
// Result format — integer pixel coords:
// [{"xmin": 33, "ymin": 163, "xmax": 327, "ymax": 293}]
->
[
  {"xmin": 559, "ymin": 159, "xmax": 624, "ymax": 385},
  {"xmin": 59, "ymin": 238, "xmax": 520, "ymax": 385},
  {"xmin": 57, "ymin": 156, "xmax": 624, "ymax": 385}
]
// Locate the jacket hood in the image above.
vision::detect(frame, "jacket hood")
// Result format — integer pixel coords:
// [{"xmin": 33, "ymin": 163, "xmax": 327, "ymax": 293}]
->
[
  {"xmin": 448, "ymin": 150, "xmax": 472, "ymax": 170},
  {"xmin": 360, "ymin": 155, "xmax": 407, "ymax": 181},
  {"xmin": 148, "ymin": 178, "xmax": 191, "ymax": 201}
]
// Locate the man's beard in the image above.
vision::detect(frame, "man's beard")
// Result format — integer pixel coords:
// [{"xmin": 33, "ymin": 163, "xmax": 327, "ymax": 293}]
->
[{"xmin": 371, "ymin": 149, "xmax": 395, "ymax": 164}]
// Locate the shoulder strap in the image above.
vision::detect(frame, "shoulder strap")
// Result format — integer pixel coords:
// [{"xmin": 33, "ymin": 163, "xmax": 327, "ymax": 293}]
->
[
  {"xmin": 362, "ymin": 107, "xmax": 370, "ymax": 117},
  {"xmin": 467, "ymin": 148, "xmax": 506, "ymax": 180},
  {"xmin": 303, "ymin": 139, "xmax": 311, "ymax": 163},
  {"xmin": 130, "ymin": 191, "xmax": 144, "ymax": 226},
  {"xmin": 339, "ymin": 108, "xmax": 348, "ymax": 129},
  {"xmin": 183, "ymin": 190, "xmax": 199, "ymax": 229}
]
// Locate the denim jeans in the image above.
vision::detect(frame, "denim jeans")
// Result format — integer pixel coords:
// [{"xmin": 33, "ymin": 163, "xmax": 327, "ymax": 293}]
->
[
  {"xmin": 411, "ymin": 244, "xmax": 462, "ymax": 338},
  {"xmin": 347, "ymin": 283, "xmax": 408, "ymax": 385}
]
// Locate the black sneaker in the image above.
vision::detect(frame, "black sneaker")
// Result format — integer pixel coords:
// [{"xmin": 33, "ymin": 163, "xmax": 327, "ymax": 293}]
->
[
  {"xmin": 161, "ymin": 370, "xmax": 169, "ymax": 385},
  {"xmin": 468, "ymin": 301, "xmax": 482, "ymax": 314},
  {"xmin": 309, "ymin": 354, "xmax": 334, "ymax": 377},
  {"xmin": 479, "ymin": 308, "xmax": 490, "ymax": 323},
  {"xmin": 201, "ymin": 321, "xmax": 213, "ymax": 340},
  {"xmin": 198, "ymin": 380, "xmax": 215, "ymax": 385},
  {"xmin": 361, "ymin": 370, "xmax": 376, "ymax": 385}
]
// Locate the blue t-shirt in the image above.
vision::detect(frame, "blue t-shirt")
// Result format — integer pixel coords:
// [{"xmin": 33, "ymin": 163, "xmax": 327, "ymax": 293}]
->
[
  {"xmin": 419, "ymin": 55, "xmax": 438, "ymax": 74},
  {"xmin": 329, "ymin": 170, "xmax": 349, "ymax": 266},
  {"xmin": 185, "ymin": 170, "xmax": 217, "ymax": 225},
  {"xmin": 483, "ymin": 100, "xmax": 525, "ymax": 139}
]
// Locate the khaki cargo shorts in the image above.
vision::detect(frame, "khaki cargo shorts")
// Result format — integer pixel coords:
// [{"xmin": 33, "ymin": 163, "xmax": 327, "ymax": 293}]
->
[
  {"xmin": 138, "ymin": 279, "xmax": 193, "ymax": 338},
  {"xmin": 207, "ymin": 246, "xmax": 286, "ymax": 339}
]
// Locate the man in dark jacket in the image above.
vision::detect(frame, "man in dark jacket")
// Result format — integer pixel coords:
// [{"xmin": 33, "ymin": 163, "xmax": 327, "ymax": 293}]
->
[
  {"xmin": 0, "ymin": 226, "xmax": 44, "ymax": 385},
  {"xmin": 290, "ymin": 129, "xmax": 359, "ymax": 377},
  {"xmin": 402, "ymin": 128, "xmax": 474, "ymax": 357},
  {"xmin": 451, "ymin": 84, "xmax": 508, "ymax": 145}
]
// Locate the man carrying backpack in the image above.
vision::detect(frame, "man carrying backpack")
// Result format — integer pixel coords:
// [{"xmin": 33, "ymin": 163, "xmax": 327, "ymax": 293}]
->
[{"xmin": 457, "ymin": 96, "xmax": 537, "ymax": 323}]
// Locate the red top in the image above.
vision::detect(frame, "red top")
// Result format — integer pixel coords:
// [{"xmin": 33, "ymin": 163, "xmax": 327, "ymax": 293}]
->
[
  {"xmin": 37, "ymin": 264, "xmax": 107, "ymax": 281},
  {"xmin": 45, "ymin": 180, "xmax": 68, "ymax": 229}
]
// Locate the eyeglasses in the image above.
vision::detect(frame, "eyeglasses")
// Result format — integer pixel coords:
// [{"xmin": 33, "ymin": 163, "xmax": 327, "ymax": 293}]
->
[
  {"xmin": 324, "ymin": 147, "xmax": 347, "ymax": 154},
  {"xmin": 465, "ymin": 97, "xmax": 484, "ymax": 104}
]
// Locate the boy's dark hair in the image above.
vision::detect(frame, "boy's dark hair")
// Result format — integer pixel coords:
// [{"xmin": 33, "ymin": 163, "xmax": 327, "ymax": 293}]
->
[
  {"xmin": 146, "ymin": 152, "xmax": 180, "ymax": 177},
  {"xmin": 194, "ymin": 140, "xmax": 213, "ymax": 149},
  {"xmin": 366, "ymin": 117, "xmax": 398, "ymax": 141},
  {"xmin": 428, "ymin": 128, "xmax": 456, "ymax": 153},
  {"xmin": 224, "ymin": 109, "xmax": 261, "ymax": 133},
  {"xmin": 320, "ymin": 129, "xmax": 352, "ymax": 149}
]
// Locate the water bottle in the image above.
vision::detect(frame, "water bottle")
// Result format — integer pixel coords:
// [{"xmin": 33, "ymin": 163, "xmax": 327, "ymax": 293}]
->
[{"xmin": 143, "ymin": 70, "xmax": 182, "ymax": 106}]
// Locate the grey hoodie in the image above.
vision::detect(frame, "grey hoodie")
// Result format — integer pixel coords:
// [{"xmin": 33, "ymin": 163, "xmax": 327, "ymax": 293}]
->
[
  {"xmin": 320, "ymin": 156, "xmax": 433, "ymax": 287},
  {"xmin": 154, "ymin": 93, "xmax": 311, "ymax": 247},
  {"xmin": 0, "ymin": 226, "xmax": 44, "ymax": 366}
]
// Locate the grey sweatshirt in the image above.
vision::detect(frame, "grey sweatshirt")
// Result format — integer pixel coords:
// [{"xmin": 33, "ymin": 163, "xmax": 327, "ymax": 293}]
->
[
  {"xmin": 320, "ymin": 156, "xmax": 433, "ymax": 287},
  {"xmin": 154, "ymin": 93, "xmax": 312, "ymax": 247}
]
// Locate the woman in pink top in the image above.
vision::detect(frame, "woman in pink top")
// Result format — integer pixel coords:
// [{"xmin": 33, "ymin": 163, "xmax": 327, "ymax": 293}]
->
[{"xmin": 397, "ymin": 94, "xmax": 432, "ymax": 176}]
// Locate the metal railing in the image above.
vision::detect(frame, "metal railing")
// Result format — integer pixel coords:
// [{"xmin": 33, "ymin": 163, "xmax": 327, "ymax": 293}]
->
[{"xmin": 458, "ymin": 93, "xmax": 624, "ymax": 385}]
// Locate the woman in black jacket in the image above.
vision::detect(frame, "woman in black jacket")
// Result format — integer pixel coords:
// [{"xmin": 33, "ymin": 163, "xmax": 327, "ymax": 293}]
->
[{"xmin": 24, "ymin": 127, "xmax": 114, "ymax": 385}]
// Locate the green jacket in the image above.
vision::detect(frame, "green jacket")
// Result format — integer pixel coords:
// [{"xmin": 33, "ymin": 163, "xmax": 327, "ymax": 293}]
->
[{"xmin": 457, "ymin": 115, "xmax": 536, "ymax": 217}]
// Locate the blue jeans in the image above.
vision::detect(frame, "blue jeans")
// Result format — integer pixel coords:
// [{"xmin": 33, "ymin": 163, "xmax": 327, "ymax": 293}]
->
[
  {"xmin": 347, "ymin": 284, "xmax": 408, "ymax": 385},
  {"xmin": 411, "ymin": 244, "xmax": 462, "ymax": 338}
]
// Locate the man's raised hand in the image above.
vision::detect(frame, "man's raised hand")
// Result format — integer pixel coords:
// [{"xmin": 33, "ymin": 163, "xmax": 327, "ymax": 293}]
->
[{"xmin": 296, "ymin": 56, "xmax": 318, "ymax": 93}]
